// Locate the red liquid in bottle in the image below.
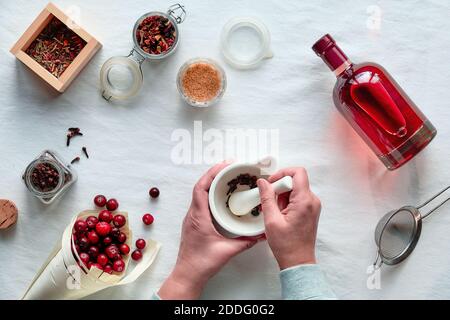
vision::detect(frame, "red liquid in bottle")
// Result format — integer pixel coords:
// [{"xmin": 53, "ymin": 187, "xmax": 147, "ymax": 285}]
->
[{"xmin": 313, "ymin": 34, "xmax": 436, "ymax": 170}]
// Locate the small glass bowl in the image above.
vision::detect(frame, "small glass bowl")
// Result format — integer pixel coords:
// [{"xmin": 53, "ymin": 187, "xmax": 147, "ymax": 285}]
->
[
  {"xmin": 23, "ymin": 150, "xmax": 77, "ymax": 204},
  {"xmin": 176, "ymin": 58, "xmax": 227, "ymax": 107}
]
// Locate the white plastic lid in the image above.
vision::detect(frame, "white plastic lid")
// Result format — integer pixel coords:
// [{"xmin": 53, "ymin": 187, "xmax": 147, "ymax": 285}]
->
[{"xmin": 220, "ymin": 17, "xmax": 273, "ymax": 70}]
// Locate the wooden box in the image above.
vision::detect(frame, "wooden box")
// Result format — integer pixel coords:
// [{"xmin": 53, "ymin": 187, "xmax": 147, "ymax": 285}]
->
[{"xmin": 10, "ymin": 2, "xmax": 101, "ymax": 92}]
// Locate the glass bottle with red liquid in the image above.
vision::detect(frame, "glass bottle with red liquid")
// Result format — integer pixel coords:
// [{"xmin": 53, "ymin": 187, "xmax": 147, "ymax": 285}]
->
[{"xmin": 312, "ymin": 34, "xmax": 436, "ymax": 170}]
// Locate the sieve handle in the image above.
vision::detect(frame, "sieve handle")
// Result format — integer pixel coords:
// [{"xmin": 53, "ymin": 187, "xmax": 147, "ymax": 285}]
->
[{"xmin": 417, "ymin": 185, "xmax": 450, "ymax": 219}]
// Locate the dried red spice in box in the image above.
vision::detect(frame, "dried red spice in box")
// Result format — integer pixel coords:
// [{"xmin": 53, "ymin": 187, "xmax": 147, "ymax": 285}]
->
[{"xmin": 25, "ymin": 17, "xmax": 86, "ymax": 78}]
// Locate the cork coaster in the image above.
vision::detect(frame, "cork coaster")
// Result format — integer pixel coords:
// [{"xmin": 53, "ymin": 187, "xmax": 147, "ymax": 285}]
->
[{"xmin": 0, "ymin": 199, "xmax": 18, "ymax": 229}]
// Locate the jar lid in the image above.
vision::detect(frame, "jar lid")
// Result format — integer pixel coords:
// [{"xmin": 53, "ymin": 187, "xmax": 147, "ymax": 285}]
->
[
  {"xmin": 100, "ymin": 52, "xmax": 144, "ymax": 101},
  {"xmin": 220, "ymin": 17, "xmax": 273, "ymax": 70}
]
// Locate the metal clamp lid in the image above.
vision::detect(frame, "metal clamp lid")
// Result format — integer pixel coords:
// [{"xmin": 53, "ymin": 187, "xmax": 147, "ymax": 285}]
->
[{"xmin": 168, "ymin": 3, "xmax": 186, "ymax": 24}]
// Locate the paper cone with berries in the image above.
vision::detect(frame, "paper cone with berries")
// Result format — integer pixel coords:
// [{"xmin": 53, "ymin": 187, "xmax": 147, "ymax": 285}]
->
[{"xmin": 22, "ymin": 210, "xmax": 160, "ymax": 300}]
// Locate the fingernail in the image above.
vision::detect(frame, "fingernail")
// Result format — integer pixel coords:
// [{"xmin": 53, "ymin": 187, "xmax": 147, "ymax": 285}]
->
[
  {"xmin": 257, "ymin": 178, "xmax": 266, "ymax": 190},
  {"xmin": 224, "ymin": 158, "xmax": 235, "ymax": 164}
]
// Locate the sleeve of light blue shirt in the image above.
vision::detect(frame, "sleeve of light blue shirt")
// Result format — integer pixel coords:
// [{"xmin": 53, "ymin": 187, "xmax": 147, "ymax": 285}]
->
[
  {"xmin": 280, "ymin": 264, "xmax": 336, "ymax": 300},
  {"xmin": 153, "ymin": 264, "xmax": 336, "ymax": 300}
]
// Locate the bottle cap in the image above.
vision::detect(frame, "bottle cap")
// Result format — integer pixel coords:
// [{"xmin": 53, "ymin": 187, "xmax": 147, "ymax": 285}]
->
[{"xmin": 312, "ymin": 34, "xmax": 348, "ymax": 71}]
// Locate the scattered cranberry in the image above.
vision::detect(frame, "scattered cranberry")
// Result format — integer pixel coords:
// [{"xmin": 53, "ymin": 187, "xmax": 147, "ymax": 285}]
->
[
  {"xmin": 96, "ymin": 221, "xmax": 111, "ymax": 237},
  {"xmin": 88, "ymin": 246, "xmax": 100, "ymax": 258},
  {"xmin": 94, "ymin": 194, "xmax": 107, "ymax": 207},
  {"xmin": 105, "ymin": 245, "xmax": 120, "ymax": 259},
  {"xmin": 85, "ymin": 216, "xmax": 99, "ymax": 229},
  {"xmin": 131, "ymin": 249, "xmax": 143, "ymax": 261},
  {"xmin": 136, "ymin": 239, "xmax": 146, "ymax": 250},
  {"xmin": 113, "ymin": 214, "xmax": 126, "ymax": 228},
  {"xmin": 78, "ymin": 236, "xmax": 90, "ymax": 251},
  {"xmin": 98, "ymin": 210, "xmax": 113, "ymax": 223},
  {"xmin": 149, "ymin": 187, "xmax": 160, "ymax": 198},
  {"xmin": 97, "ymin": 254, "xmax": 109, "ymax": 266},
  {"xmin": 87, "ymin": 230, "xmax": 100, "ymax": 244},
  {"xmin": 79, "ymin": 252, "xmax": 90, "ymax": 265},
  {"xmin": 106, "ymin": 198, "xmax": 119, "ymax": 211},
  {"xmin": 119, "ymin": 244, "xmax": 130, "ymax": 255},
  {"xmin": 74, "ymin": 220, "xmax": 87, "ymax": 233},
  {"xmin": 113, "ymin": 259, "xmax": 125, "ymax": 272},
  {"xmin": 117, "ymin": 232, "xmax": 127, "ymax": 243},
  {"xmin": 103, "ymin": 264, "xmax": 113, "ymax": 274},
  {"xmin": 103, "ymin": 236, "xmax": 113, "ymax": 246},
  {"xmin": 111, "ymin": 227, "xmax": 121, "ymax": 238},
  {"xmin": 90, "ymin": 263, "xmax": 104, "ymax": 271},
  {"xmin": 142, "ymin": 213, "xmax": 154, "ymax": 225}
]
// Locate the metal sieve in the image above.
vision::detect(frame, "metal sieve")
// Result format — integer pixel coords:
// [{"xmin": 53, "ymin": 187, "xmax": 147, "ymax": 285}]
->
[{"xmin": 373, "ymin": 186, "xmax": 450, "ymax": 267}]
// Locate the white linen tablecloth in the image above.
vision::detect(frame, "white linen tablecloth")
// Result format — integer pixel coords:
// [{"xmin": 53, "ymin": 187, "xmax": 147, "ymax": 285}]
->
[{"xmin": 1, "ymin": 0, "xmax": 449, "ymax": 299}]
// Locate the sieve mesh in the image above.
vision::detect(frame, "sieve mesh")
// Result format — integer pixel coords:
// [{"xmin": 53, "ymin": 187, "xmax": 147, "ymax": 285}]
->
[{"xmin": 379, "ymin": 209, "xmax": 416, "ymax": 259}]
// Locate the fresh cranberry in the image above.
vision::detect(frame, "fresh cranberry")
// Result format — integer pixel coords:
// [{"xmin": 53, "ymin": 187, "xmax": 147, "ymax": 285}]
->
[
  {"xmin": 78, "ymin": 236, "xmax": 90, "ymax": 251},
  {"xmin": 113, "ymin": 214, "xmax": 126, "ymax": 227},
  {"xmin": 112, "ymin": 253, "xmax": 122, "ymax": 261},
  {"xmin": 119, "ymin": 244, "xmax": 130, "ymax": 255},
  {"xmin": 113, "ymin": 259, "xmax": 125, "ymax": 272},
  {"xmin": 74, "ymin": 220, "xmax": 87, "ymax": 232},
  {"xmin": 79, "ymin": 252, "xmax": 90, "ymax": 265},
  {"xmin": 87, "ymin": 230, "xmax": 100, "ymax": 244},
  {"xmin": 85, "ymin": 216, "xmax": 99, "ymax": 229},
  {"xmin": 97, "ymin": 254, "xmax": 109, "ymax": 266},
  {"xmin": 131, "ymin": 249, "xmax": 143, "ymax": 261},
  {"xmin": 103, "ymin": 264, "xmax": 113, "ymax": 274},
  {"xmin": 96, "ymin": 221, "xmax": 111, "ymax": 237},
  {"xmin": 90, "ymin": 263, "xmax": 103, "ymax": 271},
  {"xmin": 149, "ymin": 187, "xmax": 160, "ymax": 198},
  {"xmin": 117, "ymin": 232, "xmax": 127, "ymax": 243},
  {"xmin": 105, "ymin": 245, "xmax": 120, "ymax": 259},
  {"xmin": 103, "ymin": 236, "xmax": 113, "ymax": 246},
  {"xmin": 88, "ymin": 246, "xmax": 100, "ymax": 258},
  {"xmin": 98, "ymin": 210, "xmax": 113, "ymax": 223},
  {"xmin": 111, "ymin": 227, "xmax": 121, "ymax": 238},
  {"xmin": 142, "ymin": 213, "xmax": 154, "ymax": 225},
  {"xmin": 106, "ymin": 198, "xmax": 119, "ymax": 211},
  {"xmin": 75, "ymin": 244, "xmax": 81, "ymax": 254},
  {"xmin": 135, "ymin": 239, "xmax": 146, "ymax": 249},
  {"xmin": 94, "ymin": 194, "xmax": 107, "ymax": 207}
]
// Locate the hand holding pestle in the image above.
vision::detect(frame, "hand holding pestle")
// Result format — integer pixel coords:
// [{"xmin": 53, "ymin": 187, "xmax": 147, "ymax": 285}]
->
[{"xmin": 228, "ymin": 176, "xmax": 293, "ymax": 216}]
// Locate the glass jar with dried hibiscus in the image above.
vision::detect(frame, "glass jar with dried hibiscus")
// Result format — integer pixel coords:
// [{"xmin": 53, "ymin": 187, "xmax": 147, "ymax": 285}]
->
[
  {"xmin": 23, "ymin": 150, "xmax": 77, "ymax": 204},
  {"xmin": 100, "ymin": 4, "xmax": 186, "ymax": 101}
]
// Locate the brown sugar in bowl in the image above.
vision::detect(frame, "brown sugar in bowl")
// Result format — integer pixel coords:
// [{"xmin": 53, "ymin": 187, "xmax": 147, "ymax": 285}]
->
[{"xmin": 177, "ymin": 58, "xmax": 226, "ymax": 107}]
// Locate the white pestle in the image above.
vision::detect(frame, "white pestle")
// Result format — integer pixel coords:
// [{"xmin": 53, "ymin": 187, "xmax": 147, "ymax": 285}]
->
[{"xmin": 228, "ymin": 176, "xmax": 293, "ymax": 216}]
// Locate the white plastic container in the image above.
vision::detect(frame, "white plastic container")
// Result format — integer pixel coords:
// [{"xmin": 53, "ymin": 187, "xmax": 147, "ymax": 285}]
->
[{"xmin": 220, "ymin": 17, "xmax": 273, "ymax": 69}]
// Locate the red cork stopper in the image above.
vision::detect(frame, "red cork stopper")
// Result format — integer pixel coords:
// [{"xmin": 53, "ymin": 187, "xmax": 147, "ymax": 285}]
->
[{"xmin": 312, "ymin": 34, "xmax": 348, "ymax": 71}]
